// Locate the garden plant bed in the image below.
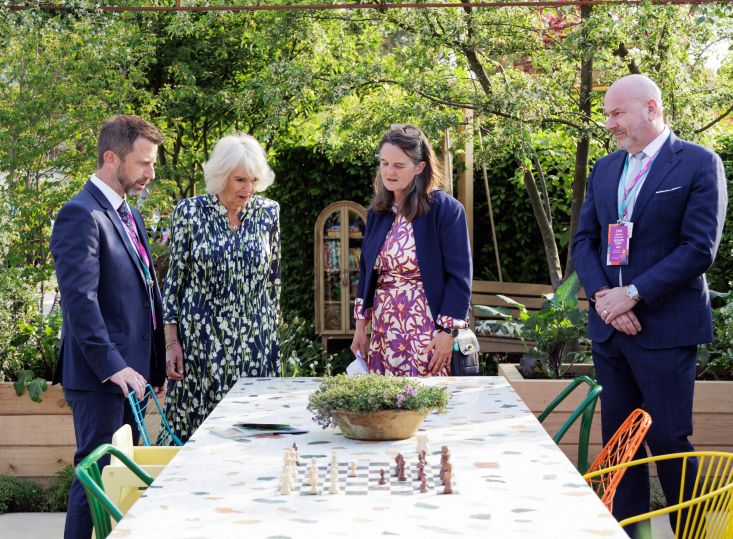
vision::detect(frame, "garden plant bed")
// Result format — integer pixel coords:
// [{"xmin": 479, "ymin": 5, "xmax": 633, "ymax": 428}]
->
[
  {"xmin": 499, "ymin": 363, "xmax": 733, "ymax": 468},
  {"xmin": 0, "ymin": 383, "xmax": 75, "ymax": 482}
]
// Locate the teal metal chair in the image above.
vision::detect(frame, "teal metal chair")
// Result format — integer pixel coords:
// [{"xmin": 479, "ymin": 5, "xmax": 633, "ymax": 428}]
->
[
  {"xmin": 128, "ymin": 384, "xmax": 183, "ymax": 447},
  {"xmin": 537, "ymin": 375, "xmax": 602, "ymax": 474},
  {"xmin": 75, "ymin": 443, "xmax": 154, "ymax": 539}
]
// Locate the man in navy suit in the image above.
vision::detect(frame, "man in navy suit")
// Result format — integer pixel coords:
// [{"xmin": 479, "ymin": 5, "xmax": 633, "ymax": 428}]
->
[
  {"xmin": 572, "ymin": 75, "xmax": 727, "ymax": 536},
  {"xmin": 51, "ymin": 115, "xmax": 167, "ymax": 539}
]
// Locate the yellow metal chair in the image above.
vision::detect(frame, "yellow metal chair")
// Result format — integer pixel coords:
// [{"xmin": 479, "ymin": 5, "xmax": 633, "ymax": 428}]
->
[
  {"xmin": 101, "ymin": 424, "xmax": 180, "ymax": 513},
  {"xmin": 583, "ymin": 451, "xmax": 733, "ymax": 539}
]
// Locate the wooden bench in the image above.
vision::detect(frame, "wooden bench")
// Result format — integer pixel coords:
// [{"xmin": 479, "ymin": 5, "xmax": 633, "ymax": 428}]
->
[{"xmin": 469, "ymin": 280, "xmax": 588, "ymax": 354}]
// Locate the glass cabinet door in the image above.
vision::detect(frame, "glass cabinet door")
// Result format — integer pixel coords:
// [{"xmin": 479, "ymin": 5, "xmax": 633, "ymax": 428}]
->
[
  {"xmin": 322, "ymin": 211, "xmax": 341, "ymax": 330},
  {"xmin": 347, "ymin": 210, "xmax": 365, "ymax": 330}
]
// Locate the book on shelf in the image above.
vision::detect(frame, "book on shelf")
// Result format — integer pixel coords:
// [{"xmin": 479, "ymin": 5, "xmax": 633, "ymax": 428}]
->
[{"xmin": 323, "ymin": 240, "xmax": 341, "ymax": 270}]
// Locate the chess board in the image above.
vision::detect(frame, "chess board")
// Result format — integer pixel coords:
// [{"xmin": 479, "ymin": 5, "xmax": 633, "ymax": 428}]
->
[{"xmin": 285, "ymin": 459, "xmax": 457, "ymax": 496}]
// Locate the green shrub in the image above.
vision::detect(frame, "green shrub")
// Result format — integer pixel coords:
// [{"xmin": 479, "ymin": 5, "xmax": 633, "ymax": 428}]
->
[
  {"xmin": 0, "ymin": 476, "xmax": 46, "ymax": 513},
  {"xmin": 43, "ymin": 465, "xmax": 73, "ymax": 512}
]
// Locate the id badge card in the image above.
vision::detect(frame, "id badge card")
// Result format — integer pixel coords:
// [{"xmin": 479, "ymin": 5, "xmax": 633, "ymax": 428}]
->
[{"xmin": 607, "ymin": 222, "xmax": 632, "ymax": 266}]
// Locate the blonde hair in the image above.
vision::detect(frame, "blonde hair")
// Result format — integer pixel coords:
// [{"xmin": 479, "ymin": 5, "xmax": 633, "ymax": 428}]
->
[{"xmin": 203, "ymin": 134, "xmax": 275, "ymax": 195}]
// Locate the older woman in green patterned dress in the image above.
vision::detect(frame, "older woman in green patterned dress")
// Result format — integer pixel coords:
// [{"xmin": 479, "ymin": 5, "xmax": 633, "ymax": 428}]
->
[{"xmin": 162, "ymin": 134, "xmax": 280, "ymax": 441}]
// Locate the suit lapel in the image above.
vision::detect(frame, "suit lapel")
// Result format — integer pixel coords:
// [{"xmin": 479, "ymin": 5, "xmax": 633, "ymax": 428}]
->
[
  {"xmin": 84, "ymin": 181, "xmax": 148, "ymax": 285},
  {"xmin": 604, "ymin": 152, "xmax": 626, "ymax": 222},
  {"xmin": 630, "ymin": 132, "xmax": 682, "ymax": 222}
]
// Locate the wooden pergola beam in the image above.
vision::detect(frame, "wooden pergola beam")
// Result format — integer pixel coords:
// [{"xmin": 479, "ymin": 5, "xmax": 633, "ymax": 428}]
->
[{"xmin": 5, "ymin": 0, "xmax": 725, "ymax": 12}]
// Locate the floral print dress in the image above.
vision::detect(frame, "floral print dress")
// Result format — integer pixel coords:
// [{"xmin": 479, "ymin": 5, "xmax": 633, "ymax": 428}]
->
[
  {"xmin": 163, "ymin": 194, "xmax": 280, "ymax": 441},
  {"xmin": 355, "ymin": 214, "xmax": 463, "ymax": 376}
]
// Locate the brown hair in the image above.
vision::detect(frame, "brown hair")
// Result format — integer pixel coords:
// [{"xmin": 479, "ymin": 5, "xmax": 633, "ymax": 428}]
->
[
  {"xmin": 369, "ymin": 124, "xmax": 444, "ymax": 221},
  {"xmin": 96, "ymin": 115, "xmax": 164, "ymax": 167}
]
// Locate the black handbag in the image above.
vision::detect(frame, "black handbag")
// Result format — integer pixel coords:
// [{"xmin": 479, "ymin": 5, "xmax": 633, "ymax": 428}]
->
[{"xmin": 450, "ymin": 329, "xmax": 480, "ymax": 376}]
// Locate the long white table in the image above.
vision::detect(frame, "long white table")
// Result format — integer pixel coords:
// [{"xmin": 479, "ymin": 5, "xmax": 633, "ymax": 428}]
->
[{"xmin": 109, "ymin": 377, "xmax": 627, "ymax": 538}]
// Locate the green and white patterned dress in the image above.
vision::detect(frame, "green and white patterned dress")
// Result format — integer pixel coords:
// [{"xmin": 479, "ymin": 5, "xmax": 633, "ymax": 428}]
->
[{"xmin": 163, "ymin": 194, "xmax": 280, "ymax": 441}]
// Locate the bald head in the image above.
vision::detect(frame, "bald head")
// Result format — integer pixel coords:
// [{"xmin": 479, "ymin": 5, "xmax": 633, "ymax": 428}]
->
[{"xmin": 604, "ymin": 75, "xmax": 666, "ymax": 153}]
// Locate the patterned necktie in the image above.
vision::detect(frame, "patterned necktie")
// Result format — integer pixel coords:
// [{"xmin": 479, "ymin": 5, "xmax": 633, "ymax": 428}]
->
[
  {"xmin": 117, "ymin": 202, "xmax": 156, "ymax": 329},
  {"xmin": 117, "ymin": 203, "xmax": 151, "ymax": 270}
]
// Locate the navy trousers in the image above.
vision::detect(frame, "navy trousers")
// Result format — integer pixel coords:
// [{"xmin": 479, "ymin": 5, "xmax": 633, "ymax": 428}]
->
[
  {"xmin": 64, "ymin": 388, "xmax": 139, "ymax": 539},
  {"xmin": 592, "ymin": 332, "xmax": 698, "ymax": 538}
]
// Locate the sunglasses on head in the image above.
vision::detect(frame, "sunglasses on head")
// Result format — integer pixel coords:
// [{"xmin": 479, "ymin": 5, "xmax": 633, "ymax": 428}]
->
[{"xmin": 389, "ymin": 124, "xmax": 421, "ymax": 138}]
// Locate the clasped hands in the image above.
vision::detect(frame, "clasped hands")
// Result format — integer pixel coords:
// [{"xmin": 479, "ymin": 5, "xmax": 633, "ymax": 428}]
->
[{"xmin": 595, "ymin": 287, "xmax": 642, "ymax": 335}]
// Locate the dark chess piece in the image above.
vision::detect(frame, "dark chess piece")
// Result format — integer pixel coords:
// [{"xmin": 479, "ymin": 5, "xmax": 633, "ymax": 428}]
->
[
  {"xmin": 417, "ymin": 462, "xmax": 425, "ymax": 481},
  {"xmin": 379, "ymin": 469, "xmax": 386, "ymax": 485},
  {"xmin": 394, "ymin": 454, "xmax": 402, "ymax": 477},
  {"xmin": 420, "ymin": 476, "xmax": 428, "ymax": 493},
  {"xmin": 443, "ymin": 471, "xmax": 453, "ymax": 494},
  {"xmin": 398, "ymin": 461, "xmax": 407, "ymax": 482}
]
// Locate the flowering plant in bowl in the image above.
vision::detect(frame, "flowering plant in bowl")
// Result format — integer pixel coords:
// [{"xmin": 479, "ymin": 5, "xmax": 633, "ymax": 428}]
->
[{"xmin": 307, "ymin": 374, "xmax": 450, "ymax": 440}]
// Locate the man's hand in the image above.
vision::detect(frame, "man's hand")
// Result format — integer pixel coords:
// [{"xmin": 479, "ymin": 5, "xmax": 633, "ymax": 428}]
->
[
  {"xmin": 154, "ymin": 379, "xmax": 168, "ymax": 400},
  {"xmin": 109, "ymin": 367, "xmax": 146, "ymax": 398},
  {"xmin": 166, "ymin": 343, "xmax": 185, "ymax": 381},
  {"xmin": 425, "ymin": 331, "xmax": 455, "ymax": 375},
  {"xmin": 596, "ymin": 287, "xmax": 637, "ymax": 325},
  {"xmin": 610, "ymin": 311, "xmax": 642, "ymax": 335}
]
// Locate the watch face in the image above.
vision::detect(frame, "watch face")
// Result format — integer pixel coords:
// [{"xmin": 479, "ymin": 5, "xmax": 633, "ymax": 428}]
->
[{"xmin": 450, "ymin": 328, "xmax": 459, "ymax": 337}]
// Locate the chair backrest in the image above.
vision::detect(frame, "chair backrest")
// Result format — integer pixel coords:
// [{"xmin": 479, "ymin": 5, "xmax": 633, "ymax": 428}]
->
[
  {"xmin": 537, "ymin": 375, "xmax": 602, "ymax": 474},
  {"xmin": 585, "ymin": 451, "xmax": 733, "ymax": 539},
  {"xmin": 127, "ymin": 384, "xmax": 183, "ymax": 447},
  {"xmin": 75, "ymin": 443, "xmax": 154, "ymax": 539},
  {"xmin": 585, "ymin": 408, "xmax": 652, "ymax": 511}
]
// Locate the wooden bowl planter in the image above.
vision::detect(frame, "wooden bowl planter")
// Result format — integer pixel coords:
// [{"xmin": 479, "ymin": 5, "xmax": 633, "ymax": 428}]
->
[{"xmin": 331, "ymin": 409, "xmax": 429, "ymax": 441}]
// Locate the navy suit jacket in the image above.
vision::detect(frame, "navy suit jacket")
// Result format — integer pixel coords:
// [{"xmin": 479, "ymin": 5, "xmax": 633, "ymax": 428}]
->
[
  {"xmin": 356, "ymin": 190, "xmax": 472, "ymax": 322},
  {"xmin": 572, "ymin": 132, "xmax": 727, "ymax": 348},
  {"xmin": 50, "ymin": 180, "xmax": 166, "ymax": 392}
]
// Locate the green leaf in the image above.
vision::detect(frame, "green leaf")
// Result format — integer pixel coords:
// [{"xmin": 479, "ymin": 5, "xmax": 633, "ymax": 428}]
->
[
  {"xmin": 13, "ymin": 370, "xmax": 34, "ymax": 396},
  {"xmin": 28, "ymin": 378, "xmax": 48, "ymax": 403}
]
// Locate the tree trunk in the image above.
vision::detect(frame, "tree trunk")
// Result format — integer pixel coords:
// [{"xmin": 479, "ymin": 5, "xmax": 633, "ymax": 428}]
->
[
  {"xmin": 565, "ymin": 4, "xmax": 594, "ymax": 279},
  {"xmin": 522, "ymin": 165, "xmax": 562, "ymax": 289}
]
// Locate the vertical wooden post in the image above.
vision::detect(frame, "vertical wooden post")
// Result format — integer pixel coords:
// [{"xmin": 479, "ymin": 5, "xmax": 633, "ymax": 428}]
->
[
  {"xmin": 457, "ymin": 109, "xmax": 474, "ymax": 250},
  {"xmin": 441, "ymin": 128, "xmax": 453, "ymax": 196}
]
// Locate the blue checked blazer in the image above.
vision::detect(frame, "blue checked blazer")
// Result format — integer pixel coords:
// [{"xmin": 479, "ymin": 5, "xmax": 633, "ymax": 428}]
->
[{"xmin": 572, "ymin": 132, "xmax": 727, "ymax": 348}]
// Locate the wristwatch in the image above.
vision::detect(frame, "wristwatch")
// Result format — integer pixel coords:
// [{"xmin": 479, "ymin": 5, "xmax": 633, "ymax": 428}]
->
[
  {"xmin": 626, "ymin": 284, "xmax": 641, "ymax": 303},
  {"xmin": 435, "ymin": 324, "xmax": 459, "ymax": 337}
]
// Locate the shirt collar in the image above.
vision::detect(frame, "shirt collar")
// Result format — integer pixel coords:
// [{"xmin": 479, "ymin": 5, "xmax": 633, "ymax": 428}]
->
[
  {"xmin": 90, "ymin": 174, "xmax": 126, "ymax": 212},
  {"xmin": 632, "ymin": 126, "xmax": 669, "ymax": 159}
]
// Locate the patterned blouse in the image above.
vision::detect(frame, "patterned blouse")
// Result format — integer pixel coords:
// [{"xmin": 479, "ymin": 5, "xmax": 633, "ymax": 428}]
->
[{"xmin": 162, "ymin": 193, "xmax": 280, "ymax": 441}]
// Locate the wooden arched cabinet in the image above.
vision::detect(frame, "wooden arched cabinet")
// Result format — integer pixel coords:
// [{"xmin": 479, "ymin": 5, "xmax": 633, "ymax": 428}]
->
[{"xmin": 314, "ymin": 201, "xmax": 368, "ymax": 348}]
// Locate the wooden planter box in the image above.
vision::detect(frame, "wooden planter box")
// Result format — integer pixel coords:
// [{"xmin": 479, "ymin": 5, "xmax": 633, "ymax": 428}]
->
[
  {"xmin": 0, "ymin": 382, "xmax": 75, "ymax": 481},
  {"xmin": 499, "ymin": 363, "xmax": 733, "ymax": 467}
]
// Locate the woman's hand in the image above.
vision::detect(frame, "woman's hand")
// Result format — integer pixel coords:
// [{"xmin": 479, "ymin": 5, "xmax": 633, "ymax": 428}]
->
[
  {"xmin": 164, "ymin": 323, "xmax": 184, "ymax": 381},
  {"xmin": 425, "ymin": 331, "xmax": 454, "ymax": 375},
  {"xmin": 166, "ymin": 343, "xmax": 184, "ymax": 380},
  {"xmin": 350, "ymin": 323, "xmax": 369, "ymax": 359}
]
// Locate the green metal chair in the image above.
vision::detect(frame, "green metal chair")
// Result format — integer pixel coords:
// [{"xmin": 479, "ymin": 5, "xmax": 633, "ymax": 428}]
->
[
  {"xmin": 537, "ymin": 375, "xmax": 602, "ymax": 474},
  {"xmin": 75, "ymin": 443, "xmax": 155, "ymax": 539}
]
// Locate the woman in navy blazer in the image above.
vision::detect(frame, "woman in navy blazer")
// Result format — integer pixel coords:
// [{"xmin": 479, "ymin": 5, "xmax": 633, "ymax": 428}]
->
[{"xmin": 350, "ymin": 124, "xmax": 472, "ymax": 376}]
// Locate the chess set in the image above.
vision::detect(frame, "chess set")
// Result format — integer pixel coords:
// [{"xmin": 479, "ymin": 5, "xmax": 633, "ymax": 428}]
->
[{"xmin": 279, "ymin": 435, "xmax": 457, "ymax": 496}]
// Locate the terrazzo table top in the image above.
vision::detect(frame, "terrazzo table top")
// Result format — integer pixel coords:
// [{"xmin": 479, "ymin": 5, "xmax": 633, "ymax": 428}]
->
[{"xmin": 109, "ymin": 377, "xmax": 627, "ymax": 538}]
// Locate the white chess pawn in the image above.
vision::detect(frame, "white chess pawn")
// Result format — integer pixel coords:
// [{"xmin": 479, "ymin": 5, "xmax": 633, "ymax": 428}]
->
[
  {"xmin": 348, "ymin": 461, "xmax": 358, "ymax": 478},
  {"xmin": 329, "ymin": 472, "xmax": 340, "ymax": 494},
  {"xmin": 280, "ymin": 471, "xmax": 292, "ymax": 495}
]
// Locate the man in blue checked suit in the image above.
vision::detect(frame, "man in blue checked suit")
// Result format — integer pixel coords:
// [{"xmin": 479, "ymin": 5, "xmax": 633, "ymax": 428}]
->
[
  {"xmin": 572, "ymin": 75, "xmax": 727, "ymax": 537},
  {"xmin": 51, "ymin": 115, "xmax": 168, "ymax": 539}
]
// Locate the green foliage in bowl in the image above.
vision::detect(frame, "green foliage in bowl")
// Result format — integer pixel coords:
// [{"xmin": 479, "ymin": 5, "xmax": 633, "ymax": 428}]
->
[{"xmin": 307, "ymin": 374, "xmax": 450, "ymax": 429}]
